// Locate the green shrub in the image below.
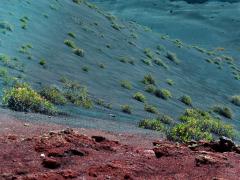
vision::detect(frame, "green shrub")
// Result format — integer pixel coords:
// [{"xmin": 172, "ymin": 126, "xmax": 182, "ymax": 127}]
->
[
  {"xmin": 95, "ymin": 98, "xmax": 112, "ymax": 109},
  {"xmin": 155, "ymin": 89, "xmax": 172, "ymax": 100},
  {"xmin": 121, "ymin": 104, "xmax": 132, "ymax": 114},
  {"xmin": 142, "ymin": 58, "xmax": 152, "ymax": 66},
  {"xmin": 62, "ymin": 79, "xmax": 93, "ymax": 108},
  {"xmin": 68, "ymin": 32, "xmax": 76, "ymax": 38},
  {"xmin": 156, "ymin": 45, "xmax": 166, "ymax": 52},
  {"xmin": 0, "ymin": 21, "xmax": 13, "ymax": 31},
  {"xmin": 39, "ymin": 59, "xmax": 46, "ymax": 66},
  {"xmin": 153, "ymin": 58, "xmax": 168, "ymax": 69},
  {"xmin": 213, "ymin": 105, "xmax": 233, "ymax": 119},
  {"xmin": 166, "ymin": 51, "xmax": 180, "ymax": 64},
  {"xmin": 144, "ymin": 104, "xmax": 158, "ymax": 114},
  {"xmin": 166, "ymin": 79, "xmax": 174, "ymax": 86},
  {"xmin": 139, "ymin": 119, "xmax": 164, "ymax": 131},
  {"xmin": 73, "ymin": 48, "xmax": 84, "ymax": 57},
  {"xmin": 133, "ymin": 92, "xmax": 146, "ymax": 102},
  {"xmin": 142, "ymin": 74, "xmax": 155, "ymax": 85},
  {"xmin": 82, "ymin": 66, "xmax": 89, "ymax": 72},
  {"xmin": 98, "ymin": 63, "xmax": 105, "ymax": 69},
  {"xmin": 144, "ymin": 48, "xmax": 154, "ymax": 59},
  {"xmin": 39, "ymin": 86, "xmax": 67, "ymax": 105},
  {"xmin": 167, "ymin": 109, "xmax": 235, "ymax": 142},
  {"xmin": 145, "ymin": 84, "xmax": 156, "ymax": 93},
  {"xmin": 180, "ymin": 95, "xmax": 192, "ymax": 106},
  {"xmin": 2, "ymin": 83, "xmax": 56, "ymax": 115},
  {"xmin": 158, "ymin": 115, "xmax": 173, "ymax": 125},
  {"xmin": 72, "ymin": 0, "xmax": 83, "ymax": 4},
  {"xmin": 231, "ymin": 95, "xmax": 240, "ymax": 106},
  {"xmin": 120, "ymin": 80, "xmax": 132, "ymax": 90},
  {"xmin": 64, "ymin": 39, "xmax": 76, "ymax": 49}
]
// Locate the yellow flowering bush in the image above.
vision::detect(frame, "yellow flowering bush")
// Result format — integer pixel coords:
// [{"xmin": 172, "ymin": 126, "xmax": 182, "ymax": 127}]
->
[{"xmin": 3, "ymin": 83, "xmax": 57, "ymax": 114}]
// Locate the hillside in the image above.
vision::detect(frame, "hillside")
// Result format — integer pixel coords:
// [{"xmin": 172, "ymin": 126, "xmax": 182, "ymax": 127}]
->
[{"xmin": 0, "ymin": 0, "xmax": 239, "ymax": 140}]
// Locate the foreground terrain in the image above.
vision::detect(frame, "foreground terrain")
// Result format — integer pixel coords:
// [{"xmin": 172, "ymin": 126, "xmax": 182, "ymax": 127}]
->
[{"xmin": 0, "ymin": 116, "xmax": 240, "ymax": 180}]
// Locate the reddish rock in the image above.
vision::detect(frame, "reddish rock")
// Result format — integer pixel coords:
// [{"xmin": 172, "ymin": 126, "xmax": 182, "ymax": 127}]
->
[{"xmin": 42, "ymin": 158, "xmax": 61, "ymax": 169}]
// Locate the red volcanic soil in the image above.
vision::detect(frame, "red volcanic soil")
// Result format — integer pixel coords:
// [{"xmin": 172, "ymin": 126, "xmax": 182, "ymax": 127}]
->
[{"xmin": 0, "ymin": 116, "xmax": 240, "ymax": 179}]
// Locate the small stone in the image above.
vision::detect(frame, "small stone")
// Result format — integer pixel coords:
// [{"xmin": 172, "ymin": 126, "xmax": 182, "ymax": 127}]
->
[
  {"xmin": 24, "ymin": 123, "xmax": 30, "ymax": 127},
  {"xmin": 7, "ymin": 135, "xmax": 17, "ymax": 140},
  {"xmin": 42, "ymin": 158, "xmax": 61, "ymax": 169},
  {"xmin": 40, "ymin": 153, "xmax": 45, "ymax": 158}
]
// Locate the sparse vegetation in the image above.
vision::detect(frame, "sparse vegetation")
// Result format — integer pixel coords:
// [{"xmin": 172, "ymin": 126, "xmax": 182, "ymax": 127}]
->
[
  {"xmin": 158, "ymin": 115, "xmax": 173, "ymax": 125},
  {"xmin": 144, "ymin": 104, "xmax": 158, "ymax": 114},
  {"xmin": 68, "ymin": 32, "xmax": 76, "ymax": 38},
  {"xmin": 167, "ymin": 109, "xmax": 235, "ymax": 142},
  {"xmin": 39, "ymin": 58, "xmax": 46, "ymax": 66},
  {"xmin": 39, "ymin": 86, "xmax": 67, "ymax": 105},
  {"xmin": 2, "ymin": 83, "xmax": 56, "ymax": 115},
  {"xmin": 73, "ymin": 48, "xmax": 84, "ymax": 57},
  {"xmin": 145, "ymin": 84, "xmax": 156, "ymax": 93},
  {"xmin": 142, "ymin": 58, "xmax": 152, "ymax": 66},
  {"xmin": 64, "ymin": 39, "xmax": 76, "ymax": 49},
  {"xmin": 180, "ymin": 95, "xmax": 192, "ymax": 106},
  {"xmin": 213, "ymin": 105, "xmax": 233, "ymax": 119},
  {"xmin": 121, "ymin": 104, "xmax": 132, "ymax": 114},
  {"xmin": 82, "ymin": 66, "xmax": 89, "ymax": 72},
  {"xmin": 142, "ymin": 74, "xmax": 155, "ymax": 85},
  {"xmin": 166, "ymin": 79, "xmax": 174, "ymax": 86},
  {"xmin": 231, "ymin": 95, "xmax": 240, "ymax": 106},
  {"xmin": 166, "ymin": 51, "xmax": 180, "ymax": 64},
  {"xmin": 120, "ymin": 80, "xmax": 132, "ymax": 90},
  {"xmin": 139, "ymin": 119, "xmax": 164, "ymax": 131},
  {"xmin": 144, "ymin": 48, "xmax": 154, "ymax": 59},
  {"xmin": 155, "ymin": 89, "xmax": 172, "ymax": 100},
  {"xmin": 133, "ymin": 92, "xmax": 146, "ymax": 102},
  {"xmin": 61, "ymin": 78, "xmax": 93, "ymax": 108},
  {"xmin": 153, "ymin": 58, "xmax": 168, "ymax": 69}
]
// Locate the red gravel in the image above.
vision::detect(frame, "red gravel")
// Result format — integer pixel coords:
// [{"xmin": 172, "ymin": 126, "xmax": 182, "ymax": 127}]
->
[{"xmin": 0, "ymin": 116, "xmax": 240, "ymax": 179}]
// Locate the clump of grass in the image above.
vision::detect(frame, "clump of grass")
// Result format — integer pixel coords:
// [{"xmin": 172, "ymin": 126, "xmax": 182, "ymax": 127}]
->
[
  {"xmin": 82, "ymin": 66, "xmax": 89, "ymax": 72},
  {"xmin": 145, "ymin": 84, "xmax": 156, "ymax": 93},
  {"xmin": 39, "ymin": 86, "xmax": 67, "ymax": 105},
  {"xmin": 230, "ymin": 95, "xmax": 240, "ymax": 106},
  {"xmin": 64, "ymin": 39, "xmax": 76, "ymax": 49},
  {"xmin": 72, "ymin": 0, "xmax": 83, "ymax": 4},
  {"xmin": 68, "ymin": 32, "xmax": 76, "ymax": 38},
  {"xmin": 180, "ymin": 95, "xmax": 192, "ymax": 106},
  {"xmin": 142, "ymin": 74, "xmax": 155, "ymax": 85},
  {"xmin": 213, "ymin": 105, "xmax": 233, "ymax": 119},
  {"xmin": 166, "ymin": 79, "xmax": 174, "ymax": 86},
  {"xmin": 144, "ymin": 104, "xmax": 158, "ymax": 114},
  {"xmin": 2, "ymin": 83, "xmax": 56, "ymax": 115},
  {"xmin": 0, "ymin": 21, "xmax": 13, "ymax": 32},
  {"xmin": 142, "ymin": 58, "xmax": 152, "ymax": 66},
  {"xmin": 133, "ymin": 92, "xmax": 146, "ymax": 102},
  {"xmin": 120, "ymin": 80, "xmax": 132, "ymax": 90},
  {"xmin": 153, "ymin": 58, "xmax": 168, "ymax": 69},
  {"xmin": 144, "ymin": 48, "xmax": 154, "ymax": 59},
  {"xmin": 158, "ymin": 115, "xmax": 173, "ymax": 125},
  {"xmin": 155, "ymin": 89, "xmax": 172, "ymax": 100},
  {"xmin": 73, "ymin": 48, "xmax": 84, "ymax": 57},
  {"xmin": 166, "ymin": 51, "xmax": 180, "ymax": 64},
  {"xmin": 95, "ymin": 98, "xmax": 112, "ymax": 109},
  {"xmin": 156, "ymin": 45, "xmax": 166, "ymax": 52},
  {"xmin": 117, "ymin": 56, "xmax": 135, "ymax": 65},
  {"xmin": 39, "ymin": 58, "xmax": 46, "ymax": 66},
  {"xmin": 20, "ymin": 16, "xmax": 29, "ymax": 29},
  {"xmin": 167, "ymin": 109, "xmax": 235, "ymax": 142},
  {"xmin": 61, "ymin": 79, "xmax": 93, "ymax": 108},
  {"xmin": 139, "ymin": 119, "xmax": 164, "ymax": 131},
  {"xmin": 98, "ymin": 63, "xmax": 105, "ymax": 69},
  {"xmin": 121, "ymin": 104, "xmax": 132, "ymax": 114}
]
